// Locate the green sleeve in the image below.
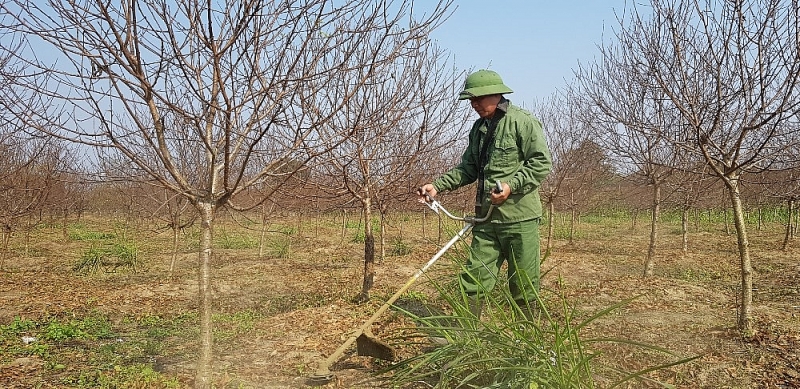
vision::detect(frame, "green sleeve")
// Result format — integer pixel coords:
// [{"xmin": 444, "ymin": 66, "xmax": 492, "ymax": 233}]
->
[{"xmin": 508, "ymin": 117, "xmax": 552, "ymax": 195}]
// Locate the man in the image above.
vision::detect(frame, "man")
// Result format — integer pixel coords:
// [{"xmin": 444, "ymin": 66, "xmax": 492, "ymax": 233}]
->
[{"xmin": 418, "ymin": 69, "xmax": 552, "ymax": 317}]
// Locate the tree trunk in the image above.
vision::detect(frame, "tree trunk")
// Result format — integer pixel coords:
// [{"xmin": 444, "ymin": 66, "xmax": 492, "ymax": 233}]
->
[
  {"xmin": 258, "ymin": 219, "xmax": 267, "ymax": 259},
  {"xmin": 169, "ymin": 223, "xmax": 179, "ymax": 277},
  {"xmin": 296, "ymin": 212, "xmax": 303, "ymax": 238},
  {"xmin": 546, "ymin": 200, "xmax": 555, "ymax": 252},
  {"xmin": 643, "ymin": 183, "xmax": 660, "ymax": 277},
  {"xmin": 694, "ymin": 208, "xmax": 700, "ymax": 232},
  {"xmin": 569, "ymin": 207, "xmax": 576, "ymax": 245},
  {"xmin": 195, "ymin": 200, "xmax": 215, "ymax": 388},
  {"xmin": 379, "ymin": 209, "xmax": 386, "ymax": 262},
  {"xmin": 727, "ymin": 180, "xmax": 753, "ymax": 334},
  {"xmin": 258, "ymin": 202, "xmax": 274, "ymax": 258},
  {"xmin": 0, "ymin": 226, "xmax": 10, "ymax": 271},
  {"xmin": 681, "ymin": 206, "xmax": 689, "ymax": 254},
  {"xmin": 358, "ymin": 197, "xmax": 375, "ymax": 302},
  {"xmin": 437, "ymin": 211, "xmax": 443, "ymax": 246},
  {"xmin": 62, "ymin": 207, "xmax": 69, "ymax": 241},
  {"xmin": 724, "ymin": 208, "xmax": 731, "ymax": 235},
  {"xmin": 757, "ymin": 207, "xmax": 763, "ymax": 231},
  {"xmin": 340, "ymin": 209, "xmax": 347, "ymax": 244},
  {"xmin": 782, "ymin": 199, "xmax": 794, "ymax": 251},
  {"xmin": 24, "ymin": 216, "xmax": 33, "ymax": 258}
]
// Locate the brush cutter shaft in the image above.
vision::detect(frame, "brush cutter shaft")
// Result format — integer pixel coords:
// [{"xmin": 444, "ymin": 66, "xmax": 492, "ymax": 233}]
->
[
  {"xmin": 312, "ymin": 223, "xmax": 474, "ymax": 380},
  {"xmin": 310, "ymin": 192, "xmax": 501, "ymax": 384}
]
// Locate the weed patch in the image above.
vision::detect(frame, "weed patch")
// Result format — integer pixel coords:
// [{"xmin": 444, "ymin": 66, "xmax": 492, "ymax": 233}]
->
[
  {"xmin": 389, "ymin": 236, "xmax": 412, "ymax": 256},
  {"xmin": 68, "ymin": 224, "xmax": 116, "ymax": 241},
  {"xmin": 73, "ymin": 242, "xmax": 138, "ymax": 274},
  {"xmin": 265, "ymin": 236, "xmax": 291, "ymax": 258},
  {"xmin": 217, "ymin": 230, "xmax": 259, "ymax": 249}
]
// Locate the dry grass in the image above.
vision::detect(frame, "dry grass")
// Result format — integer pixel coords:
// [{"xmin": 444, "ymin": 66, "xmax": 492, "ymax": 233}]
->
[{"xmin": 0, "ymin": 210, "xmax": 798, "ymax": 388}]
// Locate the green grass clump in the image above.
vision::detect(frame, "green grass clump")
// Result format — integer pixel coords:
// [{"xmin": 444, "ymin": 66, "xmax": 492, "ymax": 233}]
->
[
  {"xmin": 1, "ymin": 311, "xmax": 186, "ymax": 388},
  {"xmin": 385, "ymin": 290, "xmax": 697, "ymax": 388},
  {"xmin": 385, "ymin": 296, "xmax": 597, "ymax": 388},
  {"xmin": 213, "ymin": 309, "xmax": 262, "ymax": 341},
  {"xmin": 276, "ymin": 225, "xmax": 297, "ymax": 235},
  {"xmin": 217, "ymin": 230, "xmax": 259, "ymax": 249},
  {"xmin": 381, "ymin": 245, "xmax": 697, "ymax": 388},
  {"xmin": 389, "ymin": 236, "xmax": 412, "ymax": 256},
  {"xmin": 351, "ymin": 230, "xmax": 365, "ymax": 243},
  {"xmin": 68, "ymin": 224, "xmax": 117, "ymax": 241},
  {"xmin": 62, "ymin": 363, "xmax": 181, "ymax": 388},
  {"xmin": 73, "ymin": 242, "xmax": 138, "ymax": 274},
  {"xmin": 266, "ymin": 236, "xmax": 291, "ymax": 258}
]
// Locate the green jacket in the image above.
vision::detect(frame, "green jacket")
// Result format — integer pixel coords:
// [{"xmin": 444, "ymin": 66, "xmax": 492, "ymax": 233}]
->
[{"xmin": 433, "ymin": 100, "xmax": 552, "ymax": 223}]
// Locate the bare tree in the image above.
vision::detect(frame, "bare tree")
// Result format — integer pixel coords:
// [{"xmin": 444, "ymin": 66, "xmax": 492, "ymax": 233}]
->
[
  {"xmin": 536, "ymin": 90, "xmax": 592, "ymax": 252},
  {"xmin": 2, "ymin": 0, "xmax": 453, "ymax": 385},
  {"xmin": 556, "ymin": 139, "xmax": 617, "ymax": 244},
  {"xmin": 311, "ymin": 37, "xmax": 464, "ymax": 302},
  {"xmin": 616, "ymin": 0, "xmax": 800, "ymax": 333},
  {"xmin": 748, "ymin": 163, "xmax": 800, "ymax": 250},
  {"xmin": 0, "ymin": 133, "xmax": 67, "ymax": 270},
  {"xmin": 577, "ymin": 38, "xmax": 695, "ymax": 276},
  {"xmin": 666, "ymin": 162, "xmax": 719, "ymax": 253},
  {"xmin": 47, "ymin": 168, "xmax": 91, "ymax": 241},
  {"xmin": 146, "ymin": 187, "xmax": 197, "ymax": 276}
]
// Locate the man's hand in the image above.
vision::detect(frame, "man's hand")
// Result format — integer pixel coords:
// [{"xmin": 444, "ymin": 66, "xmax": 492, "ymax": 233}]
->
[
  {"xmin": 417, "ymin": 184, "xmax": 437, "ymax": 203},
  {"xmin": 490, "ymin": 182, "xmax": 511, "ymax": 205}
]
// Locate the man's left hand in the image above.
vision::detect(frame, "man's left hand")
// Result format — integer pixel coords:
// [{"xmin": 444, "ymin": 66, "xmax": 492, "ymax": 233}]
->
[{"xmin": 490, "ymin": 182, "xmax": 511, "ymax": 205}]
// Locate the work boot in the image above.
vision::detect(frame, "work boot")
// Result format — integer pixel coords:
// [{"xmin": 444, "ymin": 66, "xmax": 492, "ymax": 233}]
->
[
  {"xmin": 468, "ymin": 297, "xmax": 484, "ymax": 320},
  {"xmin": 428, "ymin": 298, "xmax": 483, "ymax": 346},
  {"xmin": 515, "ymin": 300, "xmax": 540, "ymax": 322}
]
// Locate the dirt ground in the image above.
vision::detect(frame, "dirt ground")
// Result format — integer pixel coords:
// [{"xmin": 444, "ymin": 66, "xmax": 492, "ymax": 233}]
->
[{"xmin": 1, "ymin": 212, "xmax": 799, "ymax": 388}]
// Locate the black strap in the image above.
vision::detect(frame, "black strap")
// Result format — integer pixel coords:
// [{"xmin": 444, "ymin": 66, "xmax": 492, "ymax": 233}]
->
[{"xmin": 475, "ymin": 110, "xmax": 505, "ymax": 215}]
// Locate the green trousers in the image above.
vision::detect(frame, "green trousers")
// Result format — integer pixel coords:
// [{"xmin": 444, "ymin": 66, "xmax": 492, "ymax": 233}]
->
[{"xmin": 459, "ymin": 218, "xmax": 541, "ymax": 302}]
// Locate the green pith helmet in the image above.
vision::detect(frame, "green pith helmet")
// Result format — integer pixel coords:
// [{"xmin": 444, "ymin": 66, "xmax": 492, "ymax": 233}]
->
[{"xmin": 458, "ymin": 69, "xmax": 514, "ymax": 100}]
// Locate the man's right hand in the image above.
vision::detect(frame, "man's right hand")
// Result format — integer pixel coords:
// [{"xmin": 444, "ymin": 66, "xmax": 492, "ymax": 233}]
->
[{"xmin": 417, "ymin": 184, "xmax": 438, "ymax": 203}]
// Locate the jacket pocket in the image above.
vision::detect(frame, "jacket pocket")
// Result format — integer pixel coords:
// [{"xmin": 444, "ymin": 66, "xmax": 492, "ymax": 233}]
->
[{"xmin": 490, "ymin": 143, "xmax": 518, "ymax": 168}]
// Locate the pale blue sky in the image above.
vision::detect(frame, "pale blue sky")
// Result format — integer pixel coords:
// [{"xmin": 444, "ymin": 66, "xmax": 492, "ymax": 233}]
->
[{"xmin": 428, "ymin": 1, "xmax": 633, "ymax": 106}]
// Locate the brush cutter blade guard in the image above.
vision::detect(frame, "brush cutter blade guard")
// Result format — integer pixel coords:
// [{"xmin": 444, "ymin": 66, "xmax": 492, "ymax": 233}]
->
[
  {"xmin": 307, "ymin": 371, "xmax": 334, "ymax": 386},
  {"xmin": 356, "ymin": 330, "xmax": 397, "ymax": 361}
]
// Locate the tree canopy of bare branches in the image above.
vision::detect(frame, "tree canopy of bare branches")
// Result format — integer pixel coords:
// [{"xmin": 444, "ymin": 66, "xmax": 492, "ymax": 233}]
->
[
  {"xmin": 308, "ymin": 39, "xmax": 467, "ymax": 301},
  {"xmin": 1, "ymin": 0, "xmax": 455, "ymax": 385},
  {"xmin": 599, "ymin": 0, "xmax": 800, "ymax": 333}
]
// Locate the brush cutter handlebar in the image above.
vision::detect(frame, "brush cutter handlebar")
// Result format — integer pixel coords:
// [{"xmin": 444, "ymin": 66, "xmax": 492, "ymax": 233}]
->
[{"xmin": 421, "ymin": 180, "xmax": 503, "ymax": 224}]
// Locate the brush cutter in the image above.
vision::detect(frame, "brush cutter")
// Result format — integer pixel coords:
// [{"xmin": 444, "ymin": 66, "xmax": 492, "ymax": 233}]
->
[{"xmin": 308, "ymin": 182, "xmax": 502, "ymax": 386}]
